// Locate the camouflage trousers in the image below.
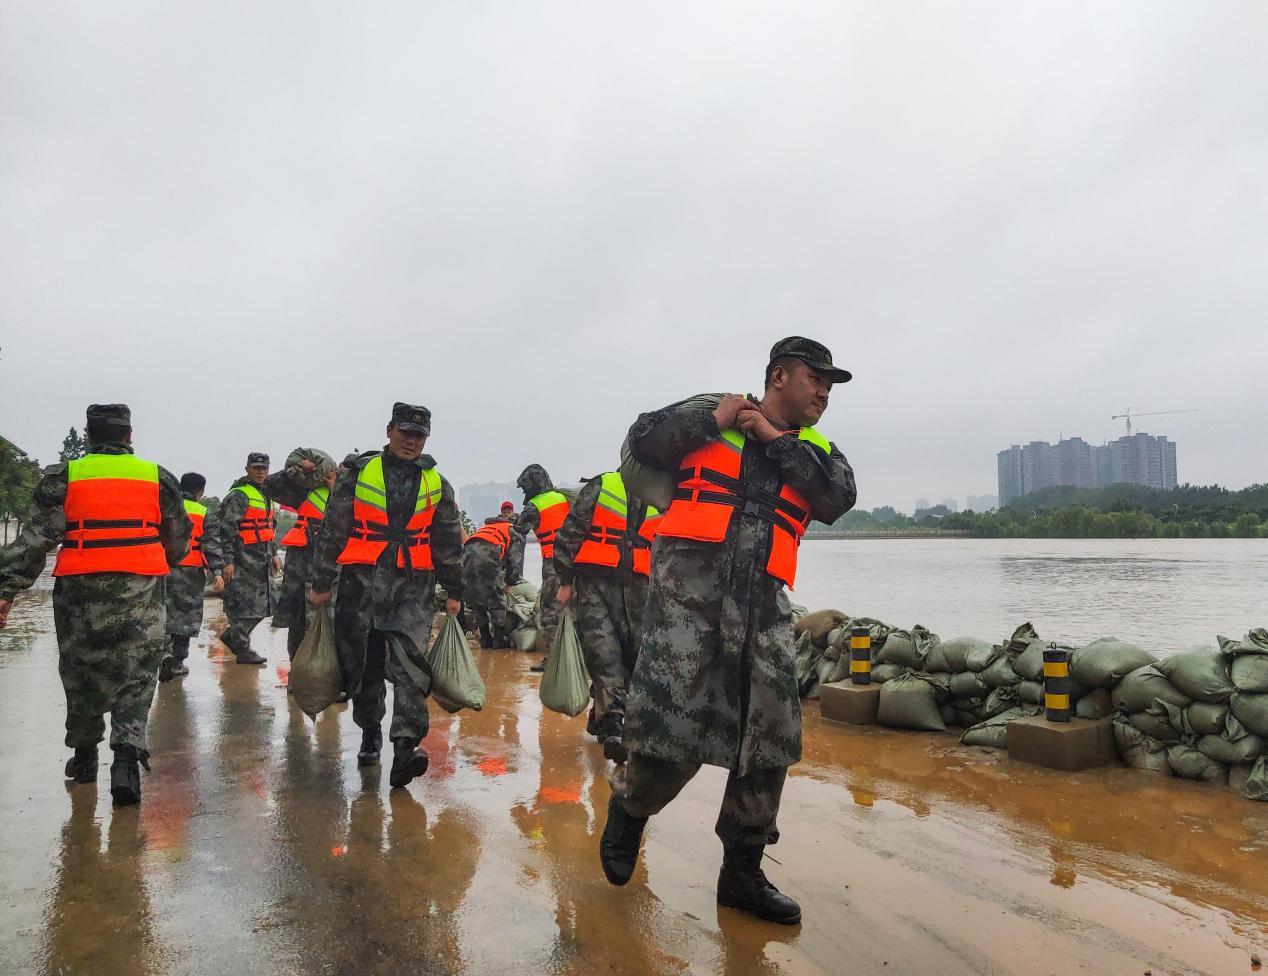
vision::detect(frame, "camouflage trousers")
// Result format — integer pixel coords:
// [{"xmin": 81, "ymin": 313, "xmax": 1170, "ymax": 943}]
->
[
  {"xmin": 53, "ymin": 575, "xmax": 167, "ymax": 753},
  {"xmin": 536, "ymin": 561, "xmax": 563, "ymax": 654},
  {"xmin": 274, "ymin": 544, "xmax": 311, "ymax": 630},
  {"xmin": 574, "ymin": 571, "xmax": 647, "ymax": 734},
  {"xmin": 614, "ymin": 752, "xmax": 788, "ymax": 851},
  {"xmin": 352, "ymin": 628, "xmax": 431, "ymax": 746},
  {"xmin": 462, "ymin": 543, "xmax": 509, "ymax": 648}
]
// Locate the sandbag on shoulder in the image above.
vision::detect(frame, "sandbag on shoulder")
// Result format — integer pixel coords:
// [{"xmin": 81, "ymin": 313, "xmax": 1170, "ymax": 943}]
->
[
  {"xmin": 1157, "ymin": 649, "xmax": 1236, "ymax": 704},
  {"xmin": 877, "ymin": 674, "xmax": 947, "ymax": 732},
  {"xmin": 1071, "ymin": 637, "xmax": 1156, "ymax": 689}
]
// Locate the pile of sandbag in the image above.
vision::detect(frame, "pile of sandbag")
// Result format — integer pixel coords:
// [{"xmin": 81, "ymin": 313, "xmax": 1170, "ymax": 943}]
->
[{"xmin": 504, "ymin": 579, "xmax": 540, "ymax": 651}]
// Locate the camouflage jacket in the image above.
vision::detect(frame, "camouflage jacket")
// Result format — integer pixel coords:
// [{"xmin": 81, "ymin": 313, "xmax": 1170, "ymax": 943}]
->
[
  {"xmin": 551, "ymin": 476, "xmax": 654, "ymax": 586},
  {"xmin": 621, "ymin": 398, "xmax": 856, "ymax": 773},
  {"xmin": 201, "ymin": 476, "xmax": 278, "ymax": 575},
  {"xmin": 0, "ymin": 443, "xmax": 190, "ymax": 601}
]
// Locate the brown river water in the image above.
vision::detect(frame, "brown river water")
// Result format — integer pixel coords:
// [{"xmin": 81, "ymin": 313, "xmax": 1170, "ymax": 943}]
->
[{"xmin": 0, "ymin": 544, "xmax": 1265, "ymax": 975}]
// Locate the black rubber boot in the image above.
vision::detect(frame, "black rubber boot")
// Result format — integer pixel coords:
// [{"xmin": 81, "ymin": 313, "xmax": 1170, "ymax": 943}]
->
[
  {"xmin": 110, "ymin": 745, "xmax": 147, "ymax": 807},
  {"xmin": 235, "ymin": 649, "xmax": 267, "ymax": 665},
  {"xmin": 389, "ymin": 739, "xmax": 429, "ymax": 788},
  {"xmin": 530, "ymin": 657, "xmax": 547, "ymax": 673},
  {"xmin": 599, "ymin": 791, "xmax": 647, "ymax": 886},
  {"xmin": 159, "ymin": 656, "xmax": 189, "ymax": 681},
  {"xmin": 64, "ymin": 746, "xmax": 98, "ymax": 784},
  {"xmin": 357, "ymin": 726, "xmax": 382, "ymax": 767},
  {"xmin": 717, "ymin": 847, "xmax": 801, "ymax": 925},
  {"xmin": 597, "ymin": 715, "xmax": 627, "ymax": 763}
]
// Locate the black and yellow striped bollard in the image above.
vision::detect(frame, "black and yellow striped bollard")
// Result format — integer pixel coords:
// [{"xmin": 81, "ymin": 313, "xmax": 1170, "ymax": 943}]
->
[
  {"xmin": 850, "ymin": 627, "xmax": 872, "ymax": 686},
  {"xmin": 1043, "ymin": 642, "xmax": 1072, "ymax": 722}
]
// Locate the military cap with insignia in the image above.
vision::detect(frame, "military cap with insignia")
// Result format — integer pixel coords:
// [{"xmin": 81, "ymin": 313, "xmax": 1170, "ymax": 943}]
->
[{"xmin": 390, "ymin": 402, "xmax": 431, "ymax": 435}]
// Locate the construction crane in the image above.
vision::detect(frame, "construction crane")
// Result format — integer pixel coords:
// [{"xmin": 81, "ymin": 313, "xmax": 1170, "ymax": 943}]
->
[{"xmin": 1111, "ymin": 408, "xmax": 1198, "ymax": 435}]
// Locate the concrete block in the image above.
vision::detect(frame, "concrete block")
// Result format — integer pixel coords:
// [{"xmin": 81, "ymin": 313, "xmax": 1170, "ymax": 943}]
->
[
  {"xmin": 1006, "ymin": 715, "xmax": 1117, "ymax": 771},
  {"xmin": 820, "ymin": 681, "xmax": 881, "ymax": 726}
]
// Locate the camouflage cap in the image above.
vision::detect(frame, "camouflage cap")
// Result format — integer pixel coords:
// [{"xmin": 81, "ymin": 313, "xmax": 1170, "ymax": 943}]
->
[
  {"xmin": 768, "ymin": 336, "xmax": 852, "ymax": 383},
  {"xmin": 390, "ymin": 402, "xmax": 431, "ymax": 435},
  {"xmin": 246, "ymin": 452, "xmax": 270, "ymax": 467},
  {"xmin": 85, "ymin": 403, "xmax": 131, "ymax": 427}
]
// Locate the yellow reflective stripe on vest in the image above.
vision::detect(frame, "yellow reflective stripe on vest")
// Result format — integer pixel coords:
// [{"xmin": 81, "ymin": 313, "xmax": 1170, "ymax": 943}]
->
[
  {"xmin": 530, "ymin": 490, "xmax": 567, "ymax": 512},
  {"xmin": 68, "ymin": 454, "xmax": 159, "ymax": 483},
  {"xmin": 307, "ymin": 487, "xmax": 329, "ymax": 515},
  {"xmin": 596, "ymin": 472, "xmax": 628, "ymax": 519},
  {"xmin": 798, "ymin": 426, "xmax": 831, "ymax": 454},
  {"xmin": 720, "ymin": 429, "xmax": 746, "ymax": 452},
  {"xmin": 183, "ymin": 499, "xmax": 208, "ymax": 517},
  {"xmin": 357, "ymin": 456, "xmax": 442, "ymax": 515},
  {"xmin": 230, "ymin": 483, "xmax": 270, "ymax": 508}
]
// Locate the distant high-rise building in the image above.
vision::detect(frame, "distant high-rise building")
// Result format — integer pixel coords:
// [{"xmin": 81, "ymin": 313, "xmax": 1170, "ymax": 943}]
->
[
  {"xmin": 940, "ymin": 497, "xmax": 959, "ymax": 512},
  {"xmin": 914, "ymin": 497, "xmax": 930, "ymax": 511},
  {"xmin": 998, "ymin": 431, "xmax": 1179, "ymax": 504},
  {"xmin": 966, "ymin": 494, "xmax": 998, "ymax": 512},
  {"xmin": 459, "ymin": 480, "xmax": 519, "ymax": 524}
]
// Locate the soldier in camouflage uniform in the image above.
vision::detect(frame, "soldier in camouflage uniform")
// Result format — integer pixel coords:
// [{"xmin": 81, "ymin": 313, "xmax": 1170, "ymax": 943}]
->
[
  {"xmin": 308, "ymin": 403, "xmax": 465, "ymax": 789},
  {"xmin": 552, "ymin": 472, "xmax": 656, "ymax": 762},
  {"xmin": 159, "ymin": 472, "xmax": 209, "ymax": 682},
  {"xmin": 0, "ymin": 404, "xmax": 190, "ymax": 806},
  {"xmin": 203, "ymin": 452, "xmax": 278, "ymax": 665},
  {"xmin": 260, "ymin": 448, "xmax": 337, "ymax": 659},
  {"xmin": 514, "ymin": 464, "xmax": 570, "ymax": 670},
  {"xmin": 462, "ymin": 515, "xmax": 525, "ymax": 648},
  {"xmin": 600, "ymin": 338, "xmax": 856, "ymax": 925}
]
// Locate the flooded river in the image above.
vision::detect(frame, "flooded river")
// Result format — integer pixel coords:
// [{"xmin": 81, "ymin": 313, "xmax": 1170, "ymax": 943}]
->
[{"xmin": 1, "ymin": 546, "xmax": 1267, "ymax": 975}]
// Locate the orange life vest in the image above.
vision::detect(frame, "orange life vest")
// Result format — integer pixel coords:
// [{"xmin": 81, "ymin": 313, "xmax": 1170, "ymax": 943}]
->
[
  {"xmin": 657, "ymin": 426, "xmax": 831, "ymax": 589},
  {"xmin": 179, "ymin": 498, "xmax": 208, "ymax": 568},
  {"xmin": 337, "ymin": 455, "xmax": 444, "ymax": 570},
  {"xmin": 574, "ymin": 473, "xmax": 661, "ymax": 576},
  {"xmin": 528, "ymin": 490, "xmax": 570, "ymax": 559},
  {"xmin": 230, "ymin": 483, "xmax": 275, "ymax": 545},
  {"xmin": 466, "ymin": 520, "xmax": 512, "ymax": 557},
  {"xmin": 54, "ymin": 453, "xmax": 170, "ymax": 577},
  {"xmin": 281, "ymin": 487, "xmax": 328, "ymax": 548}
]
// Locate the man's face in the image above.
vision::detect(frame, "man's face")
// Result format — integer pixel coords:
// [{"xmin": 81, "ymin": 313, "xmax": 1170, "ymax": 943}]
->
[
  {"xmin": 246, "ymin": 464, "xmax": 268, "ymax": 485},
  {"xmin": 386, "ymin": 424, "xmax": 426, "ymax": 461},
  {"xmin": 774, "ymin": 361, "xmax": 832, "ymax": 427}
]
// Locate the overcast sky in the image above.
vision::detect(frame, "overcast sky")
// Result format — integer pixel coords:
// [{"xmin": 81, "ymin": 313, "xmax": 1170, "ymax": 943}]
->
[{"xmin": 2, "ymin": 2, "xmax": 1265, "ymax": 512}]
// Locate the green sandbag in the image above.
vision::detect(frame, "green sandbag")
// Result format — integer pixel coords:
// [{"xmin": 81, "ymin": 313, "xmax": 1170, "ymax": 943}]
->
[
  {"xmin": 289, "ymin": 606, "xmax": 343, "ymax": 719},
  {"xmin": 794, "ymin": 630, "xmax": 825, "ymax": 699},
  {"xmin": 1219, "ymin": 628, "xmax": 1268, "ymax": 656},
  {"xmin": 1197, "ymin": 731, "xmax": 1265, "ymax": 766},
  {"xmin": 982, "ymin": 686, "xmax": 1020, "ymax": 718},
  {"xmin": 1076, "ymin": 688, "xmax": 1114, "ymax": 720},
  {"xmin": 789, "ymin": 602, "xmax": 809, "ymax": 624},
  {"xmin": 1230, "ymin": 655, "xmax": 1268, "ymax": 693},
  {"xmin": 939, "ymin": 636, "xmax": 997, "ymax": 673},
  {"xmin": 1185, "ymin": 702, "xmax": 1229, "ymax": 736},
  {"xmin": 980, "ymin": 655, "xmax": 1021, "ymax": 689},
  {"xmin": 1229, "ymin": 764, "xmax": 1253, "ymax": 794},
  {"xmin": 875, "ymin": 629, "xmax": 925, "ymax": 670},
  {"xmin": 1157, "ymin": 650, "xmax": 1236, "ymax": 704},
  {"xmin": 923, "ymin": 641, "xmax": 951, "ymax": 673},
  {"xmin": 1003, "ymin": 624, "xmax": 1046, "ymax": 681},
  {"xmin": 1230, "ymin": 692, "xmax": 1268, "ymax": 737},
  {"xmin": 426, "ymin": 615, "xmax": 486, "ymax": 713},
  {"xmin": 511, "ymin": 625, "xmax": 538, "ymax": 652},
  {"xmin": 620, "ymin": 393, "xmax": 725, "ymax": 509},
  {"xmin": 877, "ymin": 674, "xmax": 946, "ymax": 732},
  {"xmin": 960, "ymin": 706, "xmax": 1040, "ymax": 749},
  {"xmin": 1017, "ymin": 681, "xmax": 1044, "ymax": 705},
  {"xmin": 539, "ymin": 610, "xmax": 591, "ymax": 717},
  {"xmin": 869, "ymin": 663, "xmax": 907, "ymax": 684},
  {"xmin": 954, "ymin": 701, "xmax": 988, "ymax": 727},
  {"xmin": 1129, "ymin": 708, "xmax": 1182, "ymax": 745},
  {"xmin": 795, "ymin": 609, "xmax": 849, "ymax": 649},
  {"xmin": 1113, "ymin": 718, "xmax": 1172, "ymax": 773},
  {"xmin": 939, "ymin": 702, "xmax": 960, "ymax": 727},
  {"xmin": 1166, "ymin": 744, "xmax": 1229, "ymax": 785},
  {"xmin": 1071, "ymin": 637, "xmax": 1157, "ymax": 689},
  {"xmin": 948, "ymin": 670, "xmax": 991, "ymax": 701},
  {"xmin": 1111, "ymin": 665, "xmax": 1192, "ymax": 713},
  {"xmin": 1244, "ymin": 757, "xmax": 1268, "ymax": 802}
]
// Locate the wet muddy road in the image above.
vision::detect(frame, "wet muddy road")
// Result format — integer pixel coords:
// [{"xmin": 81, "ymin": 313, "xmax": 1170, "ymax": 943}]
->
[{"xmin": 2, "ymin": 587, "xmax": 1266, "ymax": 975}]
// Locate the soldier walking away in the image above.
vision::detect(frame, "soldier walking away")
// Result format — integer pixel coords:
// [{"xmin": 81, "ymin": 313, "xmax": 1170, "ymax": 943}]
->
[
  {"xmin": 551, "ymin": 471, "xmax": 661, "ymax": 763},
  {"xmin": 159, "ymin": 472, "xmax": 209, "ymax": 682},
  {"xmin": 514, "ymin": 464, "xmax": 570, "ymax": 671},
  {"xmin": 462, "ymin": 514, "xmax": 525, "ymax": 648},
  {"xmin": 0, "ymin": 404, "xmax": 190, "ymax": 806},
  {"xmin": 262, "ymin": 448, "xmax": 337, "ymax": 659},
  {"xmin": 599, "ymin": 338, "xmax": 857, "ymax": 925},
  {"xmin": 308, "ymin": 403, "xmax": 464, "ymax": 789},
  {"xmin": 203, "ymin": 452, "xmax": 279, "ymax": 665}
]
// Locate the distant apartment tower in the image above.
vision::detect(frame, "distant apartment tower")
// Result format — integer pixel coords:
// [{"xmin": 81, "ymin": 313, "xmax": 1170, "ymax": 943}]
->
[
  {"xmin": 998, "ymin": 432, "xmax": 1178, "ymax": 504},
  {"xmin": 459, "ymin": 480, "xmax": 519, "ymax": 524},
  {"xmin": 966, "ymin": 494, "xmax": 998, "ymax": 512}
]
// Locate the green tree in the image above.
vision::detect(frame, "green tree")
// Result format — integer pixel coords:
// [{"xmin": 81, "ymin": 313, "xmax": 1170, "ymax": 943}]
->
[
  {"xmin": 1232, "ymin": 513, "xmax": 1260, "ymax": 538},
  {"xmin": 59, "ymin": 426, "xmax": 87, "ymax": 461},
  {"xmin": 0, "ymin": 436, "xmax": 41, "ymax": 543}
]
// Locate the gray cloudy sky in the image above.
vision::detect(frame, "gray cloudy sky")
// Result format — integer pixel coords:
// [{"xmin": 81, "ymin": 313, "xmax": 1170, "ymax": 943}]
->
[{"xmin": 3, "ymin": 1, "xmax": 1265, "ymax": 512}]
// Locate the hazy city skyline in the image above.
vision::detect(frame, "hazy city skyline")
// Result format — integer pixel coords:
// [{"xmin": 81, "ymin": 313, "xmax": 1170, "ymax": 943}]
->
[{"xmin": 2, "ymin": 3, "xmax": 1264, "ymax": 513}]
